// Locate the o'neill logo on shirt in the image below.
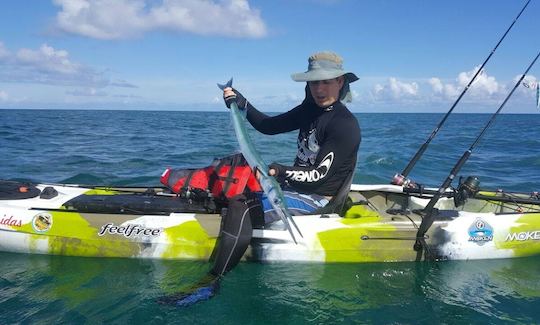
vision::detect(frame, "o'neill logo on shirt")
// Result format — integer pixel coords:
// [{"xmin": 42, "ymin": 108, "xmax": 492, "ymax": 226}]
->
[
  {"xmin": 98, "ymin": 223, "xmax": 162, "ymax": 238},
  {"xmin": 285, "ymin": 152, "xmax": 334, "ymax": 183}
]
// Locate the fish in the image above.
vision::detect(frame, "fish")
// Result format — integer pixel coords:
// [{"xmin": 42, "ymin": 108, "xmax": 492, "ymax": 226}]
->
[
  {"xmin": 536, "ymin": 81, "xmax": 540, "ymax": 109},
  {"xmin": 218, "ymin": 78, "xmax": 302, "ymax": 243},
  {"xmin": 522, "ymin": 81, "xmax": 540, "ymax": 110}
]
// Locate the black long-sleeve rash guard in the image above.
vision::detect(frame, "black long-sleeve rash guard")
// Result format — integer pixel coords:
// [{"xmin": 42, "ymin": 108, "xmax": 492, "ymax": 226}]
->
[{"xmin": 245, "ymin": 100, "xmax": 361, "ymax": 197}]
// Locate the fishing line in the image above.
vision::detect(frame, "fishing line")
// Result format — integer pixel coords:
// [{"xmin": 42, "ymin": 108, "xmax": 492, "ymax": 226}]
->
[{"xmin": 393, "ymin": 0, "xmax": 532, "ymax": 185}]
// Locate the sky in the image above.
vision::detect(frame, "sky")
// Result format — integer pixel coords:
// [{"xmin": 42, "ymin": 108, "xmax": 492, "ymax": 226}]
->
[{"xmin": 0, "ymin": 0, "xmax": 539, "ymax": 113}]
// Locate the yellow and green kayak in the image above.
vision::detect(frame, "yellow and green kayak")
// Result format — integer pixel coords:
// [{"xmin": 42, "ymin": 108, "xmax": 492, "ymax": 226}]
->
[{"xmin": 1, "ymin": 180, "xmax": 539, "ymax": 263}]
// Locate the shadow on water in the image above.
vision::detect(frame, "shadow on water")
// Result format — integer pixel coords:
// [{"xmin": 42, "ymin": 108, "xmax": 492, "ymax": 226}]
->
[
  {"xmin": 2, "ymin": 252, "xmax": 539, "ymax": 324},
  {"xmin": 0, "ymin": 252, "xmax": 211, "ymax": 323},
  {"xmin": 225, "ymin": 257, "xmax": 540, "ymax": 324}
]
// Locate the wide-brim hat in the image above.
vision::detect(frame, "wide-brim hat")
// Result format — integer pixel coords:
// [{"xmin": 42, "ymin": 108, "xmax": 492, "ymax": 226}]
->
[
  {"xmin": 291, "ymin": 51, "xmax": 358, "ymax": 103},
  {"xmin": 291, "ymin": 51, "xmax": 359, "ymax": 83}
]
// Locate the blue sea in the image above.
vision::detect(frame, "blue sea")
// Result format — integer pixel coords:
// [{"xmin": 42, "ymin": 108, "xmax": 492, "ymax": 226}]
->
[{"xmin": 1, "ymin": 109, "xmax": 540, "ymax": 324}]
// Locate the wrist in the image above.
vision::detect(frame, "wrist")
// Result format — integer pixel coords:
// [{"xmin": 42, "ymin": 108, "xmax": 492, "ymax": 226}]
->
[{"xmin": 269, "ymin": 163, "xmax": 285, "ymax": 177}]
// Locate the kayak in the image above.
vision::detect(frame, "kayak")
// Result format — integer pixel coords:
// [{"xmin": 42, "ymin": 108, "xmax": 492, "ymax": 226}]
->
[{"xmin": 1, "ymin": 180, "xmax": 539, "ymax": 263}]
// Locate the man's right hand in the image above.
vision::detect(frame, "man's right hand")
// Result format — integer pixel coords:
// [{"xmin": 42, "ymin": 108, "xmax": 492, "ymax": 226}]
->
[{"xmin": 223, "ymin": 87, "xmax": 248, "ymax": 109}]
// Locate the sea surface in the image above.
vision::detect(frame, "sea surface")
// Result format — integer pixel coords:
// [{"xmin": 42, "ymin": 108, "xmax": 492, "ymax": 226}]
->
[{"xmin": 1, "ymin": 109, "xmax": 540, "ymax": 324}]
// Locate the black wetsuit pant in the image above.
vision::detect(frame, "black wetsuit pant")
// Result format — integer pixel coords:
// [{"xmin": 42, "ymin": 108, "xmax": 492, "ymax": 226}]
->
[
  {"xmin": 210, "ymin": 193, "xmax": 263, "ymax": 276},
  {"xmin": 210, "ymin": 191, "xmax": 328, "ymax": 276}
]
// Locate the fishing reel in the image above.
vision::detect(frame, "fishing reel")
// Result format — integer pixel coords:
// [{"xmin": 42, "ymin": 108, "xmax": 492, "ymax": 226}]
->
[
  {"xmin": 181, "ymin": 187, "xmax": 213, "ymax": 203},
  {"xmin": 453, "ymin": 176, "xmax": 480, "ymax": 207},
  {"xmin": 391, "ymin": 173, "xmax": 418, "ymax": 189}
]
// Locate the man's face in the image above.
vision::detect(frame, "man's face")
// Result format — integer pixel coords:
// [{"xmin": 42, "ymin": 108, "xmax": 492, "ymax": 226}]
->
[{"xmin": 308, "ymin": 77, "xmax": 344, "ymax": 107}]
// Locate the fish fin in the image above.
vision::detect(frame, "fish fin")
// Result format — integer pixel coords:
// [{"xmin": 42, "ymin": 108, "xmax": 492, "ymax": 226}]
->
[{"xmin": 217, "ymin": 78, "xmax": 233, "ymax": 90}]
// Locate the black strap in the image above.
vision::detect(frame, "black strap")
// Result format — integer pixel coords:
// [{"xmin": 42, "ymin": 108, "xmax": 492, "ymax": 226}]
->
[
  {"xmin": 222, "ymin": 154, "xmax": 242, "ymax": 195},
  {"xmin": 208, "ymin": 159, "xmax": 227, "ymax": 191},
  {"xmin": 181, "ymin": 170, "xmax": 196, "ymax": 193},
  {"xmin": 207, "ymin": 154, "xmax": 247, "ymax": 197},
  {"xmin": 314, "ymin": 171, "xmax": 354, "ymax": 216}
]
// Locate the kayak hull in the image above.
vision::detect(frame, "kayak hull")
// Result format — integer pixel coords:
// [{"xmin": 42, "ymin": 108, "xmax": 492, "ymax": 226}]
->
[{"xmin": 1, "ymin": 183, "xmax": 539, "ymax": 263}]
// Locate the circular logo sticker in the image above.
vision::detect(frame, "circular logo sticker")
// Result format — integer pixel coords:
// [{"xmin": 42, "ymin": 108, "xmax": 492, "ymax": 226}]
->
[
  {"xmin": 32, "ymin": 213, "xmax": 53, "ymax": 233},
  {"xmin": 475, "ymin": 219, "xmax": 485, "ymax": 230}
]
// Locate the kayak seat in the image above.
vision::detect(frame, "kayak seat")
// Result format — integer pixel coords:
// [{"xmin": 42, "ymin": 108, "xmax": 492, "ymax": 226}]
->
[
  {"xmin": 314, "ymin": 171, "xmax": 355, "ymax": 217},
  {"xmin": 0, "ymin": 180, "xmax": 41, "ymax": 200}
]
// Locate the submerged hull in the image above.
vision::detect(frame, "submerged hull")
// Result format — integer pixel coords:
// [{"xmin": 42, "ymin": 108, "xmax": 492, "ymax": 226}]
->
[{"xmin": 1, "ymin": 182, "xmax": 539, "ymax": 263}]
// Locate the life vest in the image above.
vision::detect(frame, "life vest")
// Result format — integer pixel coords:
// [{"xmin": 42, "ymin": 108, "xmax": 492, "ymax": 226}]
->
[{"xmin": 160, "ymin": 153, "xmax": 261, "ymax": 200}]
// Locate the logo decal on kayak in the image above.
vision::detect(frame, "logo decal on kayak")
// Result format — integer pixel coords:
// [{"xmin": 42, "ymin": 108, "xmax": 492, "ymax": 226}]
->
[
  {"xmin": 1, "ymin": 214, "xmax": 23, "ymax": 228},
  {"xmin": 285, "ymin": 152, "xmax": 334, "ymax": 183},
  {"xmin": 98, "ymin": 223, "xmax": 162, "ymax": 238},
  {"xmin": 505, "ymin": 230, "xmax": 540, "ymax": 241},
  {"xmin": 32, "ymin": 213, "xmax": 53, "ymax": 233},
  {"xmin": 468, "ymin": 218, "xmax": 493, "ymax": 245}
]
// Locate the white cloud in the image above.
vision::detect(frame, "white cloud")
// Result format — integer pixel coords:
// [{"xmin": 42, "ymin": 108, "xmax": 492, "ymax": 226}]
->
[
  {"xmin": 372, "ymin": 77, "xmax": 419, "ymax": 101},
  {"xmin": 16, "ymin": 44, "xmax": 81, "ymax": 75},
  {"xmin": 460, "ymin": 67, "xmax": 500, "ymax": 96},
  {"xmin": 359, "ymin": 68, "xmax": 531, "ymax": 111},
  {"xmin": 0, "ymin": 42, "xmax": 104, "ymax": 86},
  {"xmin": 429, "ymin": 66, "xmax": 503, "ymax": 101},
  {"xmin": 428, "ymin": 77, "xmax": 443, "ymax": 93},
  {"xmin": 0, "ymin": 90, "xmax": 8, "ymax": 101},
  {"xmin": 0, "ymin": 42, "xmax": 137, "ymax": 90},
  {"xmin": 53, "ymin": 0, "xmax": 267, "ymax": 40},
  {"xmin": 429, "ymin": 77, "xmax": 460, "ymax": 99}
]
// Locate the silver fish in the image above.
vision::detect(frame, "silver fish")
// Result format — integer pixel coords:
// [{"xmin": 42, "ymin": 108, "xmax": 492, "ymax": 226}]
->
[
  {"xmin": 524, "ymin": 81, "xmax": 540, "ymax": 110},
  {"xmin": 218, "ymin": 78, "xmax": 302, "ymax": 244}
]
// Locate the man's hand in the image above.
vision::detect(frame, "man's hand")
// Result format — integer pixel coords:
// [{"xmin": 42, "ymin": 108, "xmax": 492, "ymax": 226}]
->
[
  {"xmin": 222, "ymin": 87, "xmax": 248, "ymax": 109},
  {"xmin": 268, "ymin": 163, "xmax": 284, "ymax": 178},
  {"xmin": 223, "ymin": 87, "xmax": 237, "ymax": 108},
  {"xmin": 254, "ymin": 167, "xmax": 277, "ymax": 180}
]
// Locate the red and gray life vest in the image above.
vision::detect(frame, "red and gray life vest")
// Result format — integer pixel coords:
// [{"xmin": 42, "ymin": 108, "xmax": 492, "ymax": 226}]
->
[{"xmin": 160, "ymin": 153, "xmax": 261, "ymax": 200}]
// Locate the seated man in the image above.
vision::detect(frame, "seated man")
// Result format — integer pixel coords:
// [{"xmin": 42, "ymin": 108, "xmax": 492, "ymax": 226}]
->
[{"xmin": 171, "ymin": 51, "xmax": 361, "ymax": 306}]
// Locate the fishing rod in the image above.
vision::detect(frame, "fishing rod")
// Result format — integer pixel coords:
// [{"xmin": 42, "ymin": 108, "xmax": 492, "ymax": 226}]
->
[
  {"xmin": 413, "ymin": 49, "xmax": 540, "ymax": 254},
  {"xmin": 392, "ymin": 0, "xmax": 532, "ymax": 187}
]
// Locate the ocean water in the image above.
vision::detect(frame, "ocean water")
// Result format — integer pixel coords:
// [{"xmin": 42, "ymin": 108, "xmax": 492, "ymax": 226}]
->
[{"xmin": 1, "ymin": 109, "xmax": 540, "ymax": 324}]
